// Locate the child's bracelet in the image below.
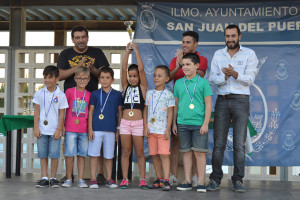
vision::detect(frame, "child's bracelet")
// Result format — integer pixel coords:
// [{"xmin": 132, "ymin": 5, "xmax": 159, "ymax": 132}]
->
[{"xmin": 116, "ymin": 126, "xmax": 120, "ymax": 130}]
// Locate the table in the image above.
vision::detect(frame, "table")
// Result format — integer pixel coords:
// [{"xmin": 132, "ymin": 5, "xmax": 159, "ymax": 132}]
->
[{"xmin": 0, "ymin": 115, "xmax": 34, "ymax": 178}]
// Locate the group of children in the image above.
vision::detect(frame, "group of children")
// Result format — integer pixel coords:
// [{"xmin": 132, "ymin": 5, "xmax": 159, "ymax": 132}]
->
[{"xmin": 33, "ymin": 43, "xmax": 212, "ymax": 193}]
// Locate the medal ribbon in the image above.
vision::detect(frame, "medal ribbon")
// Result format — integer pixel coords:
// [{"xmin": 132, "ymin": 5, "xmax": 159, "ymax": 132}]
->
[
  {"xmin": 74, "ymin": 87, "xmax": 86, "ymax": 118},
  {"xmin": 44, "ymin": 86, "xmax": 57, "ymax": 120},
  {"xmin": 151, "ymin": 89, "xmax": 165, "ymax": 119},
  {"xmin": 100, "ymin": 88, "xmax": 112, "ymax": 114},
  {"xmin": 184, "ymin": 75, "xmax": 200, "ymax": 104},
  {"xmin": 130, "ymin": 86, "xmax": 136, "ymax": 109}
]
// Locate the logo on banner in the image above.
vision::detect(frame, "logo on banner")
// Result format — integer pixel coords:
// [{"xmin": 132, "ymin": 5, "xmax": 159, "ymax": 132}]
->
[
  {"xmin": 282, "ymin": 130, "xmax": 295, "ymax": 151},
  {"xmin": 144, "ymin": 55, "xmax": 156, "ymax": 74},
  {"xmin": 257, "ymin": 57, "xmax": 268, "ymax": 72},
  {"xmin": 290, "ymin": 90, "xmax": 300, "ymax": 110},
  {"xmin": 275, "ymin": 60, "xmax": 289, "ymax": 80},
  {"xmin": 139, "ymin": 3, "xmax": 158, "ymax": 32}
]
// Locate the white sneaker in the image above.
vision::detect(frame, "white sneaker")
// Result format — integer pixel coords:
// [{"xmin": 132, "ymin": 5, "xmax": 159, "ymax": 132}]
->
[
  {"xmin": 169, "ymin": 174, "xmax": 179, "ymax": 186},
  {"xmin": 192, "ymin": 174, "xmax": 198, "ymax": 187},
  {"xmin": 62, "ymin": 179, "xmax": 72, "ymax": 188},
  {"xmin": 77, "ymin": 179, "xmax": 88, "ymax": 188}
]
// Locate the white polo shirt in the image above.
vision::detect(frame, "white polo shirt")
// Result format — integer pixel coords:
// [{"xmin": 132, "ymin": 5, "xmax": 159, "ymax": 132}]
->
[
  {"xmin": 33, "ymin": 86, "xmax": 69, "ymax": 135},
  {"xmin": 208, "ymin": 45, "xmax": 258, "ymax": 95}
]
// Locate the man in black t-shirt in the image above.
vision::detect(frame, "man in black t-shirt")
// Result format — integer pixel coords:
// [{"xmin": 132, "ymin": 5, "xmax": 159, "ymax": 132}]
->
[{"xmin": 57, "ymin": 26, "xmax": 110, "ymax": 92}]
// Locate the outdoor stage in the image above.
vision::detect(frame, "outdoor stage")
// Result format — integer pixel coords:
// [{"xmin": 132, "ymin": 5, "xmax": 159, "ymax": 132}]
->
[{"xmin": 1, "ymin": 173, "xmax": 299, "ymax": 200}]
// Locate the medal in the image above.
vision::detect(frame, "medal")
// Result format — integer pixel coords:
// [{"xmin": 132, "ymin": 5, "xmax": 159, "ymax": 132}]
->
[
  {"xmin": 150, "ymin": 89, "xmax": 165, "ymax": 123},
  {"xmin": 189, "ymin": 104, "xmax": 195, "ymax": 109},
  {"xmin": 99, "ymin": 88, "xmax": 112, "ymax": 120},
  {"xmin": 74, "ymin": 119, "xmax": 79, "ymax": 124},
  {"xmin": 129, "ymin": 111, "xmax": 134, "ymax": 117},
  {"xmin": 184, "ymin": 75, "xmax": 200, "ymax": 110},
  {"xmin": 74, "ymin": 87, "xmax": 86, "ymax": 124},
  {"xmin": 150, "ymin": 118, "xmax": 156, "ymax": 123},
  {"xmin": 99, "ymin": 114, "xmax": 104, "ymax": 120},
  {"xmin": 43, "ymin": 86, "xmax": 57, "ymax": 126}
]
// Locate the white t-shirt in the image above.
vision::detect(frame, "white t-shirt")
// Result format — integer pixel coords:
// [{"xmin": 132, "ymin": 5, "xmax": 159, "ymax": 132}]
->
[
  {"xmin": 145, "ymin": 89, "xmax": 175, "ymax": 134},
  {"xmin": 33, "ymin": 86, "xmax": 69, "ymax": 135}
]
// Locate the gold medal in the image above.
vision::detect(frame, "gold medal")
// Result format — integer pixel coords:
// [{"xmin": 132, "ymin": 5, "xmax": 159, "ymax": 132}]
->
[
  {"xmin": 129, "ymin": 111, "xmax": 134, "ymax": 117},
  {"xmin": 75, "ymin": 119, "xmax": 79, "ymax": 124},
  {"xmin": 189, "ymin": 103, "xmax": 195, "ymax": 109},
  {"xmin": 43, "ymin": 120, "xmax": 48, "ymax": 125},
  {"xmin": 150, "ymin": 117, "xmax": 156, "ymax": 123},
  {"xmin": 99, "ymin": 114, "xmax": 104, "ymax": 120}
]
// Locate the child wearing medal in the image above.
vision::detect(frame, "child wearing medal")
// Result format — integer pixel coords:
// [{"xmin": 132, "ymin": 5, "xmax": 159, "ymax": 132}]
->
[
  {"xmin": 88, "ymin": 67, "xmax": 123, "ymax": 189},
  {"xmin": 62, "ymin": 66, "xmax": 91, "ymax": 188},
  {"xmin": 144, "ymin": 65, "xmax": 175, "ymax": 191},
  {"xmin": 33, "ymin": 65, "xmax": 69, "ymax": 188},
  {"xmin": 172, "ymin": 53, "xmax": 212, "ymax": 192},
  {"xmin": 119, "ymin": 43, "xmax": 148, "ymax": 189}
]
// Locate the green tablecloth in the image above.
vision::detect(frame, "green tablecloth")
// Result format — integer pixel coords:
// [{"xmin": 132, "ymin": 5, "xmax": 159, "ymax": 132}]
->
[
  {"xmin": 0, "ymin": 115, "xmax": 34, "ymax": 136},
  {"xmin": 0, "ymin": 114, "xmax": 256, "ymax": 137}
]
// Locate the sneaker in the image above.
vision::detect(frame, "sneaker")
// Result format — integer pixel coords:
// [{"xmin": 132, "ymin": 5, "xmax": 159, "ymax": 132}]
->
[
  {"xmin": 60, "ymin": 175, "xmax": 74, "ymax": 183},
  {"xmin": 139, "ymin": 179, "xmax": 149, "ymax": 190},
  {"xmin": 77, "ymin": 179, "xmax": 88, "ymax": 188},
  {"xmin": 197, "ymin": 185, "xmax": 207, "ymax": 193},
  {"xmin": 50, "ymin": 179, "xmax": 60, "ymax": 188},
  {"xmin": 233, "ymin": 181, "xmax": 245, "ymax": 193},
  {"xmin": 119, "ymin": 179, "xmax": 130, "ymax": 189},
  {"xmin": 89, "ymin": 179, "xmax": 99, "ymax": 189},
  {"xmin": 192, "ymin": 174, "xmax": 198, "ymax": 187},
  {"xmin": 35, "ymin": 179, "xmax": 49, "ymax": 188},
  {"xmin": 96, "ymin": 173, "xmax": 106, "ymax": 185},
  {"xmin": 149, "ymin": 179, "xmax": 163, "ymax": 189},
  {"xmin": 162, "ymin": 180, "xmax": 171, "ymax": 191},
  {"xmin": 176, "ymin": 183, "xmax": 192, "ymax": 191},
  {"xmin": 106, "ymin": 179, "xmax": 118, "ymax": 189},
  {"xmin": 62, "ymin": 179, "xmax": 72, "ymax": 188},
  {"xmin": 169, "ymin": 174, "xmax": 179, "ymax": 186},
  {"xmin": 206, "ymin": 179, "xmax": 220, "ymax": 191}
]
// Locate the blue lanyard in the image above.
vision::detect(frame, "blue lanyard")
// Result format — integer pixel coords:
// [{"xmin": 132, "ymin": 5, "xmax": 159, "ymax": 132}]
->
[
  {"xmin": 44, "ymin": 86, "xmax": 57, "ymax": 119},
  {"xmin": 74, "ymin": 87, "xmax": 86, "ymax": 118},
  {"xmin": 184, "ymin": 75, "xmax": 200, "ymax": 103},
  {"xmin": 151, "ymin": 89, "xmax": 165, "ymax": 118},
  {"xmin": 100, "ymin": 88, "xmax": 112, "ymax": 114}
]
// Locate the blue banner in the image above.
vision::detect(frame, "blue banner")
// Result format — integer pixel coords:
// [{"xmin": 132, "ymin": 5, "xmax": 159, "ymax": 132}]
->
[{"xmin": 133, "ymin": 1, "xmax": 300, "ymax": 166}]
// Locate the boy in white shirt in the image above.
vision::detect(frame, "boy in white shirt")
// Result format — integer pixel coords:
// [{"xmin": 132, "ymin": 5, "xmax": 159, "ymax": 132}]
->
[{"xmin": 33, "ymin": 65, "xmax": 69, "ymax": 188}]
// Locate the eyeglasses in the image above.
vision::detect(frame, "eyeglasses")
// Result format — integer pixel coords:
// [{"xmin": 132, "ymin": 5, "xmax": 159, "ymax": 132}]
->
[{"xmin": 76, "ymin": 78, "xmax": 89, "ymax": 82}]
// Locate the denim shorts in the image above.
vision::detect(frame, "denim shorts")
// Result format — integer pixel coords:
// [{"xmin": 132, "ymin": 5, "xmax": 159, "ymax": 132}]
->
[
  {"xmin": 177, "ymin": 124, "xmax": 208, "ymax": 153},
  {"xmin": 37, "ymin": 134, "xmax": 61, "ymax": 159},
  {"xmin": 64, "ymin": 132, "xmax": 88, "ymax": 157}
]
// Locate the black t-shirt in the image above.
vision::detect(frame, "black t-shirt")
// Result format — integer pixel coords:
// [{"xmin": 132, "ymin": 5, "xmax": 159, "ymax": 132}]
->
[{"xmin": 57, "ymin": 47, "xmax": 109, "ymax": 92}]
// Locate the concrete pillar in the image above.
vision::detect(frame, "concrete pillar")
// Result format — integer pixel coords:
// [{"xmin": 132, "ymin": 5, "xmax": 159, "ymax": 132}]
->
[{"xmin": 9, "ymin": 7, "xmax": 26, "ymax": 46}]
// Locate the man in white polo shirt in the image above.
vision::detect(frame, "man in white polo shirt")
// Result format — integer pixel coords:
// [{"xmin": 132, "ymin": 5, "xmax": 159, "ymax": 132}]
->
[{"xmin": 207, "ymin": 24, "xmax": 258, "ymax": 193}]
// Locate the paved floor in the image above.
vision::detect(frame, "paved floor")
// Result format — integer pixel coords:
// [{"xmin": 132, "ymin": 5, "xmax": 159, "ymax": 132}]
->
[{"xmin": 1, "ymin": 173, "xmax": 300, "ymax": 200}]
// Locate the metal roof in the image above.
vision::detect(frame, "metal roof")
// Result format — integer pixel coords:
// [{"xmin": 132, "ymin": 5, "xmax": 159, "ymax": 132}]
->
[{"xmin": 0, "ymin": 6, "xmax": 137, "ymax": 22}]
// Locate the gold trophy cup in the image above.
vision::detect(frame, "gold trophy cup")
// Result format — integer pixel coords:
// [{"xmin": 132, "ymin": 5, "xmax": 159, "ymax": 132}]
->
[{"xmin": 124, "ymin": 21, "xmax": 134, "ymax": 49}]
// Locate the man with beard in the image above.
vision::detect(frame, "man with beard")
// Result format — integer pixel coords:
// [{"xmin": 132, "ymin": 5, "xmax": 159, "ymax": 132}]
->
[
  {"xmin": 207, "ymin": 24, "xmax": 258, "ymax": 193},
  {"xmin": 168, "ymin": 31, "xmax": 208, "ymax": 187},
  {"xmin": 57, "ymin": 26, "xmax": 109, "ymax": 92},
  {"xmin": 57, "ymin": 25, "xmax": 109, "ymax": 185}
]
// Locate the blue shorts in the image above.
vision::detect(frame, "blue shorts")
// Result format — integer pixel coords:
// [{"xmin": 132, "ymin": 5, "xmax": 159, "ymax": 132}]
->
[
  {"xmin": 177, "ymin": 124, "xmax": 208, "ymax": 153},
  {"xmin": 64, "ymin": 132, "xmax": 88, "ymax": 157},
  {"xmin": 37, "ymin": 134, "xmax": 61, "ymax": 159}
]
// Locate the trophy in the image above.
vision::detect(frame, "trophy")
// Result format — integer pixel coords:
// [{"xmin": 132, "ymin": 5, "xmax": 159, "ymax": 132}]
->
[
  {"xmin": 22, "ymin": 95, "xmax": 33, "ymax": 115},
  {"xmin": 124, "ymin": 21, "xmax": 134, "ymax": 49}
]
